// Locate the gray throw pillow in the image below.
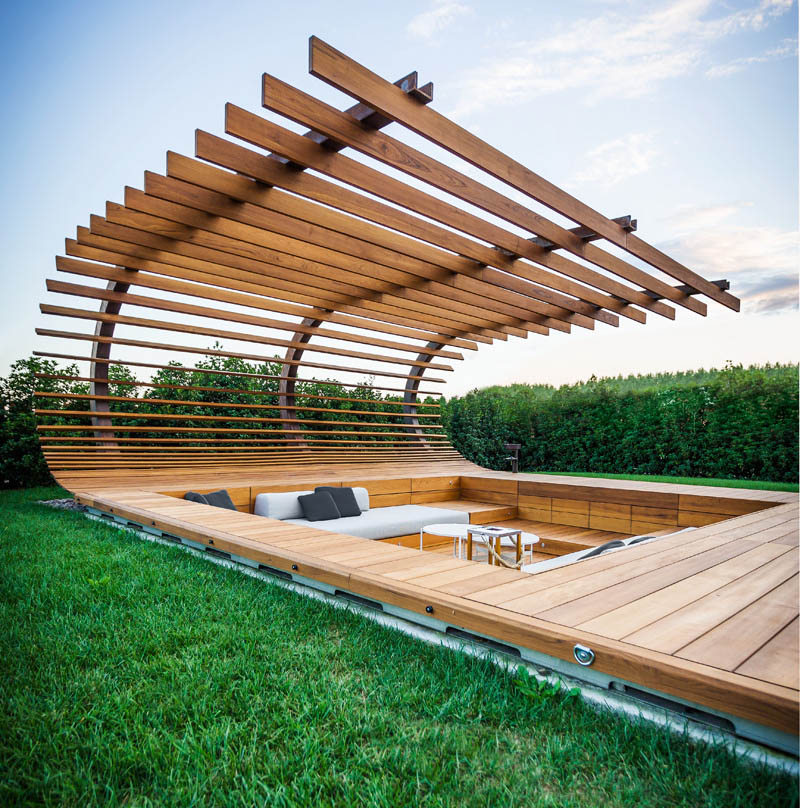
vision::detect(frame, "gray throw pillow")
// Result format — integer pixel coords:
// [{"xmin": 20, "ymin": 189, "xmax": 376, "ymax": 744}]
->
[
  {"xmin": 298, "ymin": 491, "xmax": 341, "ymax": 522},
  {"xmin": 315, "ymin": 486, "xmax": 362, "ymax": 517},
  {"xmin": 203, "ymin": 489, "xmax": 237, "ymax": 511},
  {"xmin": 184, "ymin": 491, "xmax": 209, "ymax": 504}
]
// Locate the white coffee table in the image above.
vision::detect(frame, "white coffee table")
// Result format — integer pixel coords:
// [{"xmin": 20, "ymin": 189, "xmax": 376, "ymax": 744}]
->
[
  {"xmin": 419, "ymin": 523, "xmax": 470, "ymax": 554},
  {"xmin": 420, "ymin": 523, "xmax": 539, "ymax": 564}
]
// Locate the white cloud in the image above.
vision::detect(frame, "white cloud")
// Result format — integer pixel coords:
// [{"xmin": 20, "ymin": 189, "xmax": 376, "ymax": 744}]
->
[
  {"xmin": 571, "ymin": 132, "xmax": 659, "ymax": 186},
  {"xmin": 449, "ymin": 0, "xmax": 795, "ymax": 117},
  {"xmin": 407, "ymin": 1, "xmax": 470, "ymax": 40},
  {"xmin": 663, "ymin": 201, "xmax": 753, "ymax": 231},
  {"xmin": 660, "ymin": 201, "xmax": 799, "ymax": 314},
  {"xmin": 706, "ymin": 37, "xmax": 797, "ymax": 77}
]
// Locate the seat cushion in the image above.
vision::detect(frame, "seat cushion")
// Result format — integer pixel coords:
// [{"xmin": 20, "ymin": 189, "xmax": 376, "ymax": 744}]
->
[
  {"xmin": 253, "ymin": 490, "xmax": 313, "ymax": 520},
  {"xmin": 352, "ymin": 487, "xmax": 370, "ymax": 512},
  {"xmin": 285, "ymin": 505, "xmax": 469, "ymax": 540},
  {"xmin": 315, "ymin": 486, "xmax": 361, "ymax": 517},
  {"xmin": 298, "ymin": 491, "xmax": 341, "ymax": 522}
]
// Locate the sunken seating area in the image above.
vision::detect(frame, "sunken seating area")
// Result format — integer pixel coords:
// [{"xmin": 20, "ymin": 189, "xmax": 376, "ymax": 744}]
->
[{"xmin": 75, "ymin": 469, "xmax": 799, "ymax": 754}]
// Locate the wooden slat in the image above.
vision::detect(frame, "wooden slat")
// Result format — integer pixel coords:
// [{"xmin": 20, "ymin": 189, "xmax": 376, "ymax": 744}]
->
[
  {"xmin": 40, "ymin": 303, "xmax": 453, "ymax": 371},
  {"xmin": 33, "ymin": 353, "xmax": 443, "ymax": 397},
  {"xmin": 195, "ymin": 131, "xmax": 647, "ymax": 324},
  {"xmin": 259, "ymin": 76, "xmax": 704, "ymax": 315},
  {"xmin": 95, "ymin": 205, "xmax": 525, "ymax": 340},
  {"xmin": 165, "ymin": 153, "xmax": 616, "ymax": 329},
  {"xmin": 35, "ymin": 393, "xmax": 444, "ymax": 421},
  {"xmin": 225, "ymin": 105, "xmax": 675, "ymax": 319},
  {"xmin": 36, "ymin": 329, "xmax": 447, "ymax": 383},
  {"xmin": 53, "ymin": 260, "xmax": 470, "ymax": 356},
  {"xmin": 67, "ymin": 231, "xmax": 494, "ymax": 345},
  {"xmin": 115, "ymin": 192, "xmax": 546, "ymax": 338},
  {"xmin": 308, "ymin": 36, "xmax": 740, "ymax": 312},
  {"xmin": 736, "ymin": 618, "xmax": 799, "ymax": 689},
  {"xmin": 676, "ymin": 575, "xmax": 798, "ymax": 671},
  {"xmin": 574, "ymin": 543, "xmax": 790, "ymax": 640},
  {"xmin": 35, "ymin": 374, "xmax": 441, "ymax": 408},
  {"xmin": 621, "ymin": 551, "xmax": 799, "ymax": 653}
]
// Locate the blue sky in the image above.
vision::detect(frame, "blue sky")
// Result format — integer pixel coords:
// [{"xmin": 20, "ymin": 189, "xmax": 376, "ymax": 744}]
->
[{"xmin": 1, "ymin": 0, "xmax": 797, "ymax": 395}]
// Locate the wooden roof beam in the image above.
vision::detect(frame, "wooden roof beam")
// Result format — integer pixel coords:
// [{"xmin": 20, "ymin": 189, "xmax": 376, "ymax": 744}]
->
[
  {"xmin": 229, "ymin": 102, "xmax": 673, "ymax": 320},
  {"xmin": 56, "ymin": 254, "xmax": 479, "ymax": 352},
  {"xmin": 643, "ymin": 279, "xmax": 730, "ymax": 301},
  {"xmin": 142, "ymin": 171, "xmax": 585, "ymax": 331},
  {"xmin": 260, "ymin": 75, "xmax": 705, "ymax": 316},
  {"xmin": 196, "ymin": 130, "xmax": 648, "ymax": 324},
  {"xmin": 530, "ymin": 216, "xmax": 637, "ymax": 250},
  {"xmin": 69, "ymin": 229, "xmax": 494, "ymax": 346},
  {"xmin": 308, "ymin": 36, "xmax": 740, "ymax": 313},
  {"xmin": 291, "ymin": 71, "xmax": 432, "ymax": 159},
  {"xmin": 108, "ymin": 195, "xmax": 542, "ymax": 338},
  {"xmin": 89, "ymin": 206, "xmax": 511, "ymax": 341},
  {"xmin": 165, "ymin": 153, "xmax": 615, "ymax": 328}
]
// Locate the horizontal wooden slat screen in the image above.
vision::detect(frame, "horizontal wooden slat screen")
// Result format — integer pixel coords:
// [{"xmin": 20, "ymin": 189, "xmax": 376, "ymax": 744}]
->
[{"xmin": 34, "ymin": 38, "xmax": 738, "ymax": 482}]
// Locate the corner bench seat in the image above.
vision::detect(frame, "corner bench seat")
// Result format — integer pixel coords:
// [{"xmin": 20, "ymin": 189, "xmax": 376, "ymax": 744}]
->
[
  {"xmin": 252, "ymin": 487, "xmax": 468, "ymax": 541},
  {"xmin": 285, "ymin": 504, "xmax": 469, "ymax": 540}
]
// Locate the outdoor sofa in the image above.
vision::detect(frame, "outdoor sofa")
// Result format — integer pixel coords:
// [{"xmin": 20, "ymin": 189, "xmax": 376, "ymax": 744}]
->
[{"xmin": 252, "ymin": 487, "xmax": 468, "ymax": 541}]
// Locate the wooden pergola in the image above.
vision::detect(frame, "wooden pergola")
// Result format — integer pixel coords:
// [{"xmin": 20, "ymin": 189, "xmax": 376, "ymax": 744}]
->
[
  {"xmin": 32, "ymin": 41, "xmax": 800, "ymax": 754},
  {"xmin": 35, "ymin": 37, "xmax": 739, "ymax": 487}
]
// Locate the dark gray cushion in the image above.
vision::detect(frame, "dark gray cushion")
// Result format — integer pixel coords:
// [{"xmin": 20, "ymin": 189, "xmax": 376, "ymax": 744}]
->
[
  {"xmin": 203, "ymin": 489, "xmax": 238, "ymax": 511},
  {"xmin": 298, "ymin": 491, "xmax": 341, "ymax": 522},
  {"xmin": 315, "ymin": 486, "xmax": 362, "ymax": 518},
  {"xmin": 184, "ymin": 491, "xmax": 209, "ymax": 504}
]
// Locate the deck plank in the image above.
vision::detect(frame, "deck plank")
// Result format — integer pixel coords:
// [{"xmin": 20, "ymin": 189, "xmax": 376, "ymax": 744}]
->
[
  {"xmin": 622, "ymin": 551, "xmax": 799, "ymax": 654},
  {"xmin": 676, "ymin": 575, "xmax": 799, "ymax": 672},
  {"xmin": 736, "ymin": 618, "xmax": 800, "ymax": 689},
  {"xmin": 73, "ymin": 477, "xmax": 799, "ymax": 738},
  {"xmin": 539, "ymin": 540, "xmax": 782, "ymax": 627},
  {"xmin": 575, "ymin": 543, "xmax": 790, "ymax": 639}
]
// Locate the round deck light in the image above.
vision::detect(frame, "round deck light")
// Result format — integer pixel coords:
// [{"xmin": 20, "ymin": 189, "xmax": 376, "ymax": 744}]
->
[{"xmin": 573, "ymin": 644, "xmax": 595, "ymax": 666}]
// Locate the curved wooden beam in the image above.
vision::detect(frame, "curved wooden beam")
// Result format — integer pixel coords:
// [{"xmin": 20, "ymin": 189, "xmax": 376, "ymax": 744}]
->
[
  {"xmin": 89, "ymin": 275, "xmax": 134, "ymax": 445},
  {"xmin": 278, "ymin": 313, "xmax": 329, "ymax": 444},
  {"xmin": 403, "ymin": 340, "xmax": 444, "ymax": 445}
]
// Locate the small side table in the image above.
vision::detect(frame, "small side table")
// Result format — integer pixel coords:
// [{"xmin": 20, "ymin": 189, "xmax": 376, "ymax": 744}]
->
[{"xmin": 467, "ymin": 526, "xmax": 539, "ymax": 565}]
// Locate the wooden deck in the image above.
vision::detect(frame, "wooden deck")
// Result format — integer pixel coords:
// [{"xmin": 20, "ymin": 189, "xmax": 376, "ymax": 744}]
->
[{"xmin": 73, "ymin": 469, "xmax": 799, "ymax": 750}]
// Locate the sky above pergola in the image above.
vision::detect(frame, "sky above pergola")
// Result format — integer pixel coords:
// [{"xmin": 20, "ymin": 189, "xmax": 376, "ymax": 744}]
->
[{"xmin": 1, "ymin": 0, "xmax": 796, "ymax": 395}]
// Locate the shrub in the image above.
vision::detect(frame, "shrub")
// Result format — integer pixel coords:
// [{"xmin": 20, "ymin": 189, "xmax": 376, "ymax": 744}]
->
[{"xmin": 441, "ymin": 364, "xmax": 799, "ymax": 483}]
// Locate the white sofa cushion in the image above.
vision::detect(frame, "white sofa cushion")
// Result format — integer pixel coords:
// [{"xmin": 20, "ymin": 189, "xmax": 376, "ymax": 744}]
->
[
  {"xmin": 253, "ymin": 490, "xmax": 313, "ymax": 520},
  {"xmin": 352, "ymin": 487, "xmax": 370, "ymax": 512},
  {"xmin": 253, "ymin": 486, "xmax": 370, "ymax": 520},
  {"xmin": 285, "ymin": 504, "xmax": 468, "ymax": 540}
]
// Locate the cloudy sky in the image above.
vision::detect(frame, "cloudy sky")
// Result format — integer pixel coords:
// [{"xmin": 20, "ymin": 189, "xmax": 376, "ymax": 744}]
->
[{"xmin": 1, "ymin": 0, "xmax": 796, "ymax": 396}]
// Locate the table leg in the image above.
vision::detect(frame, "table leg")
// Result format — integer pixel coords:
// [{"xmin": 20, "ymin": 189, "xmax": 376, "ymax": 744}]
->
[
  {"xmin": 494, "ymin": 534, "xmax": 501, "ymax": 566},
  {"xmin": 419, "ymin": 529, "xmax": 424, "ymax": 551},
  {"xmin": 467, "ymin": 533, "xmax": 473, "ymax": 561},
  {"xmin": 516, "ymin": 531, "xmax": 521, "ymax": 564}
]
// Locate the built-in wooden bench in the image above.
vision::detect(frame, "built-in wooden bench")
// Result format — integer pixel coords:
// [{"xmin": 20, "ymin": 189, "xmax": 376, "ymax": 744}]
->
[{"xmin": 461, "ymin": 474, "xmax": 778, "ymax": 534}]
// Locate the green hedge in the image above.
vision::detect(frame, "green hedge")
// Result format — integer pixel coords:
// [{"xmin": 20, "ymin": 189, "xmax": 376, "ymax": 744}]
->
[
  {"xmin": 3, "ymin": 356, "xmax": 797, "ymax": 488},
  {"xmin": 441, "ymin": 364, "xmax": 799, "ymax": 483}
]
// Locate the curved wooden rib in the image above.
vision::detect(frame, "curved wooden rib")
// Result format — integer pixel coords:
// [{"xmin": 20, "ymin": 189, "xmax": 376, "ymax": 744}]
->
[
  {"xmin": 403, "ymin": 341, "xmax": 444, "ymax": 445},
  {"xmin": 89, "ymin": 275, "xmax": 133, "ymax": 446}
]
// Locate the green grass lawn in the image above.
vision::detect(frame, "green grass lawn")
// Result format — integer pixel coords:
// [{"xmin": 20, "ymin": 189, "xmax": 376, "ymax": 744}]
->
[
  {"xmin": 531, "ymin": 472, "xmax": 798, "ymax": 493},
  {"xmin": 1, "ymin": 486, "xmax": 796, "ymax": 807}
]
